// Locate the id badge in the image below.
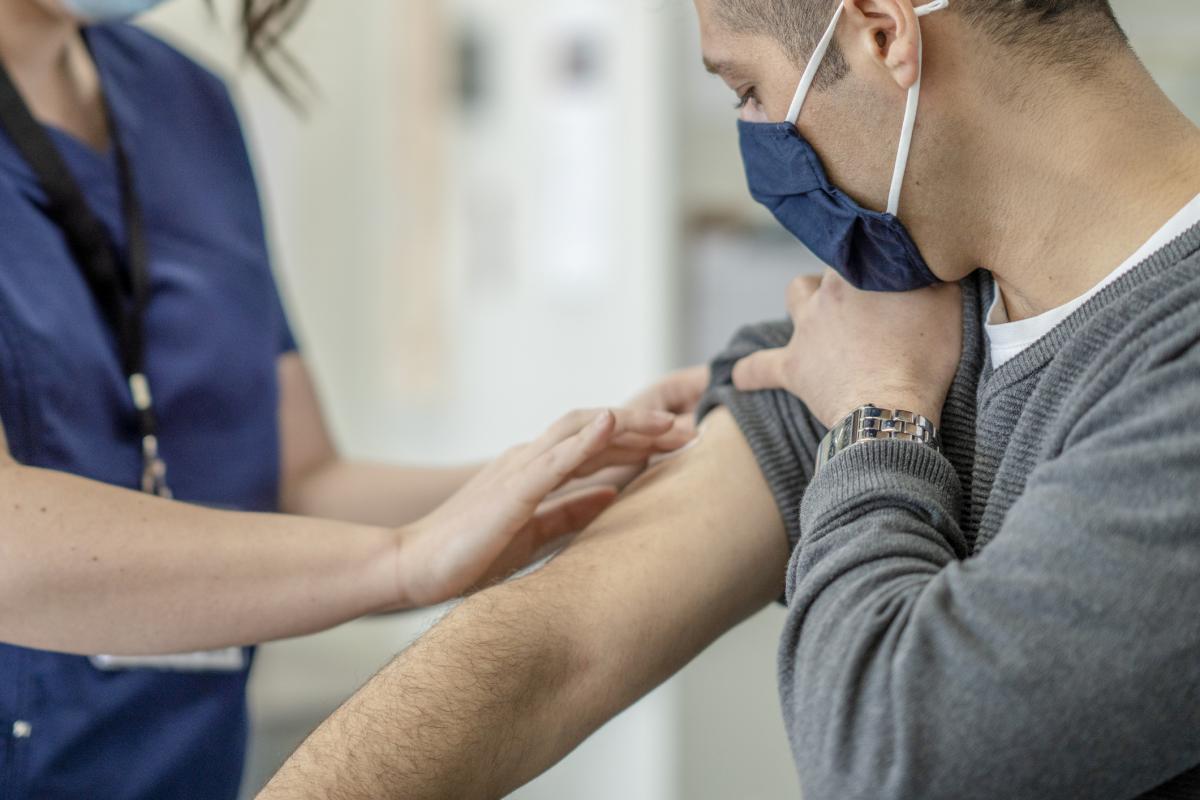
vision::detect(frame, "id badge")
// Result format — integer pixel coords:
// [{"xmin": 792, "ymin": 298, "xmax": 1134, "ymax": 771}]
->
[{"xmin": 89, "ymin": 648, "xmax": 247, "ymax": 673}]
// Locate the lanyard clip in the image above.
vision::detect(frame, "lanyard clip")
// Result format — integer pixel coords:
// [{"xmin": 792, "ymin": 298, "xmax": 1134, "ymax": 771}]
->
[
  {"xmin": 130, "ymin": 373, "xmax": 172, "ymax": 499},
  {"xmin": 140, "ymin": 434, "xmax": 173, "ymax": 499}
]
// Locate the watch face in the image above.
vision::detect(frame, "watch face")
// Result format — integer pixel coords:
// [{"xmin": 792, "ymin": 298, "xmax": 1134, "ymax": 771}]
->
[
  {"xmin": 834, "ymin": 420, "xmax": 855, "ymax": 449},
  {"xmin": 817, "ymin": 405, "xmax": 941, "ymax": 475}
]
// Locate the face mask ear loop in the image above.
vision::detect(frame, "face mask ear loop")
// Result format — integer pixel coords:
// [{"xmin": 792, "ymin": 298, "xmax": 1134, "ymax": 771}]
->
[
  {"xmin": 887, "ymin": 0, "xmax": 949, "ymax": 216},
  {"xmin": 786, "ymin": 2, "xmax": 846, "ymax": 125}
]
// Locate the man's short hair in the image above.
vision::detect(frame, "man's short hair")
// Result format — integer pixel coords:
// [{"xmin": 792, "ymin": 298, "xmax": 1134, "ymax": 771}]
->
[{"xmin": 715, "ymin": 0, "xmax": 1127, "ymax": 87}]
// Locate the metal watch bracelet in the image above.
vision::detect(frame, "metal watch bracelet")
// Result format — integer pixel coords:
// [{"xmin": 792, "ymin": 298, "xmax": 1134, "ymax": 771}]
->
[{"xmin": 814, "ymin": 405, "xmax": 941, "ymax": 475}]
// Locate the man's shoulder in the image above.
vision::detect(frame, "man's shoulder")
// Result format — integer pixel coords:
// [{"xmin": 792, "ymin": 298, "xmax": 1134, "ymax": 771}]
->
[{"xmin": 1089, "ymin": 226, "xmax": 1200, "ymax": 371}]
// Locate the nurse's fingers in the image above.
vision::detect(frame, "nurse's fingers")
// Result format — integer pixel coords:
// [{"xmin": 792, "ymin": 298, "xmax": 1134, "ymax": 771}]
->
[
  {"xmin": 608, "ymin": 419, "xmax": 696, "ymax": 453},
  {"xmin": 525, "ymin": 407, "xmax": 677, "ymax": 464},
  {"xmin": 512, "ymin": 410, "xmax": 628, "ymax": 502},
  {"xmin": 568, "ymin": 448, "xmax": 656, "ymax": 479},
  {"xmin": 525, "ymin": 486, "xmax": 620, "ymax": 551},
  {"xmin": 467, "ymin": 486, "xmax": 621, "ymax": 593}
]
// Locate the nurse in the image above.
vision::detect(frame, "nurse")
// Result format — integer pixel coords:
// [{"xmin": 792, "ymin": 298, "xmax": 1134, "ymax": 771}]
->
[{"xmin": 0, "ymin": 0, "xmax": 704, "ymax": 797}]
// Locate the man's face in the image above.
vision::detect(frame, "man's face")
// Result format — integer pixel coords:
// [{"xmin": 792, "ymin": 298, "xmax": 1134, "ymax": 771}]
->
[{"xmin": 693, "ymin": 0, "xmax": 914, "ymax": 217}]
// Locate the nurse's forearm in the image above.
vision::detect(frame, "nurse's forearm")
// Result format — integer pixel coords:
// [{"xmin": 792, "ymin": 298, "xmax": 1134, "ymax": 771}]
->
[
  {"xmin": 0, "ymin": 460, "xmax": 398, "ymax": 656},
  {"xmin": 276, "ymin": 352, "xmax": 481, "ymax": 527},
  {"xmin": 281, "ymin": 459, "xmax": 481, "ymax": 527}
]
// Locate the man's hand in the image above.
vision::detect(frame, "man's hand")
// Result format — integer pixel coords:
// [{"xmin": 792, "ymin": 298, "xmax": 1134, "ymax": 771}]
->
[
  {"xmin": 393, "ymin": 408, "xmax": 692, "ymax": 608},
  {"xmin": 732, "ymin": 271, "xmax": 962, "ymax": 427}
]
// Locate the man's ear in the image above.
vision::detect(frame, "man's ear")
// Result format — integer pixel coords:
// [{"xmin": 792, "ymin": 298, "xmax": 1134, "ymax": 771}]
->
[{"xmin": 843, "ymin": 0, "xmax": 922, "ymax": 90}]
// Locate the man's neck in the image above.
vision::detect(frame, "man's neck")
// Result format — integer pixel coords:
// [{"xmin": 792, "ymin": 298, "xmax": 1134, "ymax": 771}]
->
[
  {"xmin": 952, "ymin": 56, "xmax": 1200, "ymax": 322},
  {"xmin": 0, "ymin": 1, "xmax": 109, "ymax": 151}
]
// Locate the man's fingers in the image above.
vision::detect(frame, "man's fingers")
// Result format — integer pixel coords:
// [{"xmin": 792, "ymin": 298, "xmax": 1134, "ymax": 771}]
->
[
  {"xmin": 787, "ymin": 275, "xmax": 821, "ymax": 313},
  {"xmin": 732, "ymin": 348, "xmax": 788, "ymax": 393}
]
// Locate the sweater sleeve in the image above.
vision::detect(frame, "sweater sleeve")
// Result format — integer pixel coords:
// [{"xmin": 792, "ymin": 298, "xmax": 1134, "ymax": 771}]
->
[
  {"xmin": 696, "ymin": 320, "xmax": 828, "ymax": 552},
  {"xmin": 781, "ymin": 340, "xmax": 1200, "ymax": 800}
]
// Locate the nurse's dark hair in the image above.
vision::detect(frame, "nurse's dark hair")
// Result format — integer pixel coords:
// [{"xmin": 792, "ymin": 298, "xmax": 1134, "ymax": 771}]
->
[
  {"xmin": 715, "ymin": 0, "xmax": 1126, "ymax": 88},
  {"xmin": 206, "ymin": 0, "xmax": 311, "ymax": 106}
]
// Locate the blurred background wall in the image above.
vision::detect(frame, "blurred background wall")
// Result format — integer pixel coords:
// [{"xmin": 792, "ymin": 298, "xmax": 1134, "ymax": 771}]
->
[{"xmin": 139, "ymin": 1, "xmax": 1200, "ymax": 797}]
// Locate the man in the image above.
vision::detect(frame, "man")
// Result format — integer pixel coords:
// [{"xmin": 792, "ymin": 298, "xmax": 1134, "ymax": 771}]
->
[{"xmin": 261, "ymin": 0, "xmax": 1200, "ymax": 798}]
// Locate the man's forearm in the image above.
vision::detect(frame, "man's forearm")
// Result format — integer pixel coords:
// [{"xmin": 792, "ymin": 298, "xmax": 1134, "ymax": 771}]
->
[
  {"xmin": 260, "ymin": 409, "xmax": 789, "ymax": 800},
  {"xmin": 261, "ymin": 585, "xmax": 593, "ymax": 799}
]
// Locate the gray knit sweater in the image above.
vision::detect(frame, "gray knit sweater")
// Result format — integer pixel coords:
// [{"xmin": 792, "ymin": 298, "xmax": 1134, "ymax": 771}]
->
[{"xmin": 698, "ymin": 223, "xmax": 1200, "ymax": 800}]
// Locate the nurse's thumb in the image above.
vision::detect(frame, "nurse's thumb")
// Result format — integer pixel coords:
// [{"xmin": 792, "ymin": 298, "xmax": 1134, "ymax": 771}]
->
[{"xmin": 731, "ymin": 349, "xmax": 787, "ymax": 393}]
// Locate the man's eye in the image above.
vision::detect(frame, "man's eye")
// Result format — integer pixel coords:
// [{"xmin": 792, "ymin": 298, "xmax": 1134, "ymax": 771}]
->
[{"xmin": 734, "ymin": 89, "xmax": 757, "ymax": 110}]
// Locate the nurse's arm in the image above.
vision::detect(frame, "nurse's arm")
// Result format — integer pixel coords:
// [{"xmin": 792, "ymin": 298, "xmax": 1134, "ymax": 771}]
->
[
  {"xmin": 275, "ymin": 356, "xmax": 707, "ymax": 527},
  {"xmin": 0, "ymin": 404, "xmax": 676, "ymax": 656},
  {"xmin": 0, "ymin": 438, "xmax": 398, "ymax": 656},
  {"xmin": 259, "ymin": 408, "xmax": 789, "ymax": 800},
  {"xmin": 276, "ymin": 353, "xmax": 481, "ymax": 526}
]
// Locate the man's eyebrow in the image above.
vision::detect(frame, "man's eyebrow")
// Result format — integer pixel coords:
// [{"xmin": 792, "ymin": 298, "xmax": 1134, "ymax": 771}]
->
[{"xmin": 702, "ymin": 56, "xmax": 734, "ymax": 77}]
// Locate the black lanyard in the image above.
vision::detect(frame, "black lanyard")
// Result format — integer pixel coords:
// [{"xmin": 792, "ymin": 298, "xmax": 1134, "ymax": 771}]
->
[{"xmin": 0, "ymin": 57, "xmax": 171, "ymax": 498}]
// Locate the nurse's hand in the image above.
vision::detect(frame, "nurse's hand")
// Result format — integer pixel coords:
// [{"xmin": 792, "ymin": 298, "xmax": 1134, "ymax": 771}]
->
[
  {"xmin": 565, "ymin": 364, "xmax": 709, "ymax": 494},
  {"xmin": 393, "ymin": 408, "xmax": 691, "ymax": 608},
  {"xmin": 627, "ymin": 365, "xmax": 710, "ymax": 434}
]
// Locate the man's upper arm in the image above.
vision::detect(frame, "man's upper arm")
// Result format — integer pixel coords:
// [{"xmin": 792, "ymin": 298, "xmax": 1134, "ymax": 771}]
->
[
  {"xmin": 528, "ymin": 406, "xmax": 790, "ymax": 705},
  {"xmin": 526, "ymin": 319, "xmax": 823, "ymax": 694},
  {"xmin": 697, "ymin": 320, "xmax": 825, "ymax": 551}
]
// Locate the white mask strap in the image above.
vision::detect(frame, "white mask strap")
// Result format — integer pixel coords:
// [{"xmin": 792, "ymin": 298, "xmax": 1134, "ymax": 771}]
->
[
  {"xmin": 785, "ymin": 0, "xmax": 950, "ymax": 215},
  {"xmin": 889, "ymin": 0, "xmax": 948, "ymax": 215},
  {"xmin": 785, "ymin": 2, "xmax": 845, "ymax": 124}
]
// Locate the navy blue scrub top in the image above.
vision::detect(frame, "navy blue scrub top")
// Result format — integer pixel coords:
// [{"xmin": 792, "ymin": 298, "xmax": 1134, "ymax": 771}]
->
[{"xmin": 0, "ymin": 24, "xmax": 297, "ymax": 800}]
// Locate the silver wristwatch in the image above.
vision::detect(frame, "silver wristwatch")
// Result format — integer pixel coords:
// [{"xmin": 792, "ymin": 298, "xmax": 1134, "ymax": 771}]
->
[{"xmin": 814, "ymin": 405, "xmax": 941, "ymax": 475}]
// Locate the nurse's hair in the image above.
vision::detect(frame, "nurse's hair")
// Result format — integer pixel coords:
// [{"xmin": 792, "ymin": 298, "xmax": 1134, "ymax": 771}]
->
[
  {"xmin": 716, "ymin": 0, "xmax": 1127, "ymax": 89},
  {"xmin": 209, "ymin": 0, "xmax": 311, "ymax": 106}
]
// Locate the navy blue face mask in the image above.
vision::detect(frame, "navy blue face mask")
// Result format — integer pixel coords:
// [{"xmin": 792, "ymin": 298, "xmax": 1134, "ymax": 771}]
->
[{"xmin": 738, "ymin": 0, "xmax": 948, "ymax": 292}]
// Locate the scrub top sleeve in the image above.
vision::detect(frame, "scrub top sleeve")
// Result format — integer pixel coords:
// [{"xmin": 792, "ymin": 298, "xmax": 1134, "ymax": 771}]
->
[
  {"xmin": 271, "ymin": 277, "xmax": 300, "ymax": 355},
  {"xmin": 208, "ymin": 81, "xmax": 300, "ymax": 358}
]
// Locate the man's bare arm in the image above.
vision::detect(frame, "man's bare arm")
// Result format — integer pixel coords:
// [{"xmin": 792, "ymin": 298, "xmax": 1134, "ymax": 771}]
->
[{"xmin": 259, "ymin": 407, "xmax": 789, "ymax": 800}]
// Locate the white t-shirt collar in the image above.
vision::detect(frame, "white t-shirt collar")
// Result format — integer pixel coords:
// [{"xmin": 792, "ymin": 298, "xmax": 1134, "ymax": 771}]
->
[{"xmin": 986, "ymin": 193, "xmax": 1200, "ymax": 369}]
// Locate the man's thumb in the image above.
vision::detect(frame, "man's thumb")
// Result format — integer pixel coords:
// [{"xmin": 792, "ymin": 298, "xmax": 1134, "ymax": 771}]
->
[{"xmin": 731, "ymin": 349, "xmax": 785, "ymax": 392}]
